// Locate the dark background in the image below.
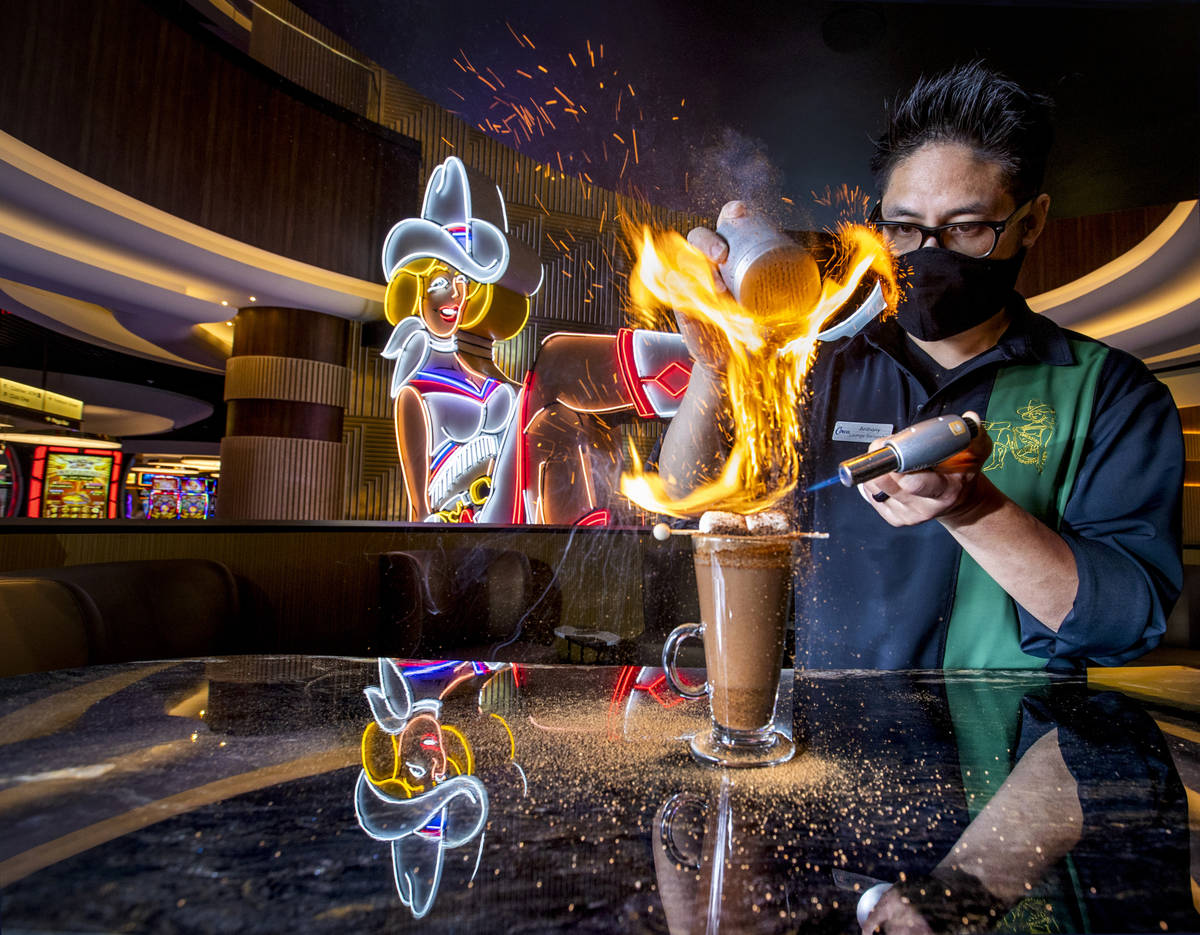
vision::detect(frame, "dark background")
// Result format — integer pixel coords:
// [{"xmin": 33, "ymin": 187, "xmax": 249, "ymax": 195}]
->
[{"xmin": 294, "ymin": 0, "xmax": 1199, "ymax": 225}]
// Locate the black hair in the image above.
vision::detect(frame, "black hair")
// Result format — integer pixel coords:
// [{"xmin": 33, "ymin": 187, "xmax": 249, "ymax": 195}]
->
[{"xmin": 870, "ymin": 61, "xmax": 1055, "ymax": 204}]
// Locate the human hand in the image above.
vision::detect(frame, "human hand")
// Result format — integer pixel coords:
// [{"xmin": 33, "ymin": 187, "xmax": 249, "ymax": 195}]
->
[
  {"xmin": 672, "ymin": 308, "xmax": 729, "ymax": 374},
  {"xmin": 677, "ymin": 201, "xmax": 750, "ymax": 372},
  {"xmin": 685, "ymin": 200, "xmax": 747, "ymax": 284},
  {"xmin": 858, "ymin": 412, "xmax": 997, "ymax": 527},
  {"xmin": 860, "ymin": 886, "xmax": 935, "ymax": 935}
]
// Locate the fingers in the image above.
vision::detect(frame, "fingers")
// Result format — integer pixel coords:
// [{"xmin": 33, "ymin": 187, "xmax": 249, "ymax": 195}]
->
[
  {"xmin": 686, "ymin": 226, "xmax": 729, "ymax": 267},
  {"xmin": 717, "ymin": 200, "xmax": 747, "ymax": 222},
  {"xmin": 685, "ymin": 227, "xmax": 729, "ymax": 298},
  {"xmin": 857, "ymin": 411, "xmax": 992, "ymax": 526},
  {"xmin": 860, "ymin": 470, "xmax": 957, "ymax": 526},
  {"xmin": 686, "ymin": 201, "xmax": 747, "ymax": 287},
  {"xmin": 675, "ymin": 312, "xmax": 730, "ymax": 371},
  {"xmin": 863, "ymin": 893, "xmax": 937, "ymax": 935},
  {"xmin": 892, "ymin": 470, "xmax": 952, "ymax": 500},
  {"xmin": 859, "ymin": 473, "xmax": 901, "ymax": 513},
  {"xmin": 861, "ymin": 466, "xmax": 943, "ymax": 502}
]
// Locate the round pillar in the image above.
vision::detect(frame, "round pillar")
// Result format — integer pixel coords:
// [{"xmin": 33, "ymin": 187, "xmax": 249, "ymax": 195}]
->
[{"xmin": 218, "ymin": 307, "xmax": 350, "ymax": 519}]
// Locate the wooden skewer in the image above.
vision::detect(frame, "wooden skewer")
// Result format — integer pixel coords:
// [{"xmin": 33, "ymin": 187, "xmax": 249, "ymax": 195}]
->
[{"xmin": 650, "ymin": 523, "xmax": 828, "ymax": 541}]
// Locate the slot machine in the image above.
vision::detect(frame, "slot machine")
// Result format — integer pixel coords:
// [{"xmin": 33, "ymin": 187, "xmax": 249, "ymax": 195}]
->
[
  {"xmin": 147, "ymin": 474, "xmax": 181, "ymax": 519},
  {"xmin": 27, "ymin": 446, "xmax": 123, "ymax": 519},
  {"xmin": 0, "ymin": 442, "xmax": 21, "ymax": 517},
  {"xmin": 179, "ymin": 476, "xmax": 210, "ymax": 519}
]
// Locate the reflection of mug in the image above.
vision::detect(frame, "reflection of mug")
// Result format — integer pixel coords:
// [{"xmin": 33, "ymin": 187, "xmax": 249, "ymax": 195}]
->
[
  {"xmin": 654, "ymin": 783, "xmax": 794, "ymax": 935},
  {"xmin": 656, "ymin": 793, "xmax": 705, "ymax": 871},
  {"xmin": 663, "ymin": 534, "xmax": 796, "ymax": 767}
]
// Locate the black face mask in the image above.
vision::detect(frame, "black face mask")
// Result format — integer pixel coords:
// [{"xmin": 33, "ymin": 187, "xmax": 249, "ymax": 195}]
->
[{"xmin": 895, "ymin": 247, "xmax": 1026, "ymax": 341}]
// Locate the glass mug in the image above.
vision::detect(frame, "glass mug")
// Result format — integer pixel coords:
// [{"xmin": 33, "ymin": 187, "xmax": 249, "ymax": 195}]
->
[{"xmin": 662, "ymin": 533, "xmax": 797, "ymax": 767}]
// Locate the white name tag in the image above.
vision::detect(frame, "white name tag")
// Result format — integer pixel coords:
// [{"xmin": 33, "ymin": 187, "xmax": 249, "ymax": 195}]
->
[{"xmin": 832, "ymin": 420, "xmax": 893, "ymax": 443}]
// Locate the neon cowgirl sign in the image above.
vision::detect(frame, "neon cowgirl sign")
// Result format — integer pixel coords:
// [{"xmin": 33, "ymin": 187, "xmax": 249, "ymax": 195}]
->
[{"xmin": 380, "ymin": 157, "xmax": 692, "ymax": 524}]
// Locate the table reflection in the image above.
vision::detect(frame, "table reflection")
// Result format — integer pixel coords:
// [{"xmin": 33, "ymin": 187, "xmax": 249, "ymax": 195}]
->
[
  {"xmin": 0, "ymin": 659, "xmax": 1195, "ymax": 933},
  {"xmin": 354, "ymin": 659, "xmax": 528, "ymax": 918},
  {"xmin": 649, "ymin": 673, "xmax": 1195, "ymax": 933}
]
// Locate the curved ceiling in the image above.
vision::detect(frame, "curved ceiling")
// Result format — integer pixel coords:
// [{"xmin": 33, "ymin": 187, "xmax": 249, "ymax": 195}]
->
[
  {"xmin": 1033, "ymin": 201, "xmax": 1200, "ymax": 365},
  {"xmin": 1028, "ymin": 201, "xmax": 1200, "ymax": 407},
  {"xmin": 0, "ymin": 130, "xmax": 386, "ymax": 373},
  {"xmin": 0, "ymin": 367, "xmax": 213, "ymax": 437}
]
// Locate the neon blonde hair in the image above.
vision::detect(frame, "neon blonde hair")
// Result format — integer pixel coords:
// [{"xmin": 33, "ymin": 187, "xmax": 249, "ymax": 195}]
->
[{"xmin": 385, "ymin": 257, "xmax": 530, "ymax": 342}]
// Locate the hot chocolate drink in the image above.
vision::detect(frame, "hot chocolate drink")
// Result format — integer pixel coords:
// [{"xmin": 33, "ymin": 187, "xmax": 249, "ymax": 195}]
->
[
  {"xmin": 692, "ymin": 534, "xmax": 793, "ymax": 732},
  {"xmin": 661, "ymin": 513, "xmax": 809, "ymax": 767}
]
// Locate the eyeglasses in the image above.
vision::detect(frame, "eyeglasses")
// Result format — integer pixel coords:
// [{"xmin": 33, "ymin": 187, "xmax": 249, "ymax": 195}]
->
[{"xmin": 869, "ymin": 199, "xmax": 1034, "ymax": 258}]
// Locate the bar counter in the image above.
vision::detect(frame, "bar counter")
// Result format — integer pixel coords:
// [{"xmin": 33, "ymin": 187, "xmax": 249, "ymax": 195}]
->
[{"xmin": 1, "ymin": 657, "xmax": 1197, "ymax": 932}]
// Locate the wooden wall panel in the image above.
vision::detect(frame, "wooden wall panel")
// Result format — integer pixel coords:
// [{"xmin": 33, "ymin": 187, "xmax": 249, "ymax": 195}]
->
[
  {"xmin": 249, "ymin": 0, "xmax": 376, "ymax": 119},
  {"xmin": 342, "ymin": 416, "xmax": 407, "ymax": 522},
  {"xmin": 1016, "ymin": 203, "xmax": 1177, "ymax": 297},
  {"xmin": 218, "ymin": 435, "xmax": 345, "ymax": 519},
  {"xmin": 1182, "ymin": 406, "xmax": 1200, "ymax": 548},
  {"xmin": 345, "ymin": 323, "xmax": 395, "ymax": 419},
  {"xmin": 494, "ymin": 326, "xmax": 539, "ymax": 385},
  {"xmin": 224, "ymin": 356, "xmax": 349, "ymax": 407},
  {"xmin": 1185, "ymin": 488, "xmax": 1200, "ymax": 551},
  {"xmin": 343, "ymin": 322, "xmax": 405, "ymax": 520},
  {"xmin": 0, "ymin": 0, "xmax": 419, "ymax": 281}
]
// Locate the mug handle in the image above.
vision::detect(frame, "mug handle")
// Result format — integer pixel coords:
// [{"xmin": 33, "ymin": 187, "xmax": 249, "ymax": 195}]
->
[
  {"xmin": 662, "ymin": 622, "xmax": 707, "ymax": 698},
  {"xmin": 656, "ymin": 792, "xmax": 705, "ymax": 870}
]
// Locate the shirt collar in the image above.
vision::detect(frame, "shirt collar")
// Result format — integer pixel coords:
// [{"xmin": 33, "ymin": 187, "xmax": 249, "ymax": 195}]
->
[{"xmin": 997, "ymin": 294, "xmax": 1074, "ymax": 365}]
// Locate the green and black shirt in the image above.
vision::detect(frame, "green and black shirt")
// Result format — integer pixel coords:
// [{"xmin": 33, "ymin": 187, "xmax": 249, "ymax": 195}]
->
[{"xmin": 798, "ymin": 294, "xmax": 1183, "ymax": 670}]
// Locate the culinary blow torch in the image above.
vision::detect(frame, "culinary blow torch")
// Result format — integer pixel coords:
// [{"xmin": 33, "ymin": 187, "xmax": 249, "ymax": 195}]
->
[{"xmin": 837, "ymin": 414, "xmax": 981, "ymax": 487}]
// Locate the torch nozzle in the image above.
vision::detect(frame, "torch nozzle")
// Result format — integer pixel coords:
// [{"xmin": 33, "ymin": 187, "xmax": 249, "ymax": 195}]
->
[
  {"xmin": 838, "ymin": 447, "xmax": 901, "ymax": 487},
  {"xmin": 837, "ymin": 414, "xmax": 980, "ymax": 487}
]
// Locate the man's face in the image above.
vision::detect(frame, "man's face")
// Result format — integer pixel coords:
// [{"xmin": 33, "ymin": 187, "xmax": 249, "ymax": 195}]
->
[{"xmin": 880, "ymin": 142, "xmax": 1031, "ymax": 261}]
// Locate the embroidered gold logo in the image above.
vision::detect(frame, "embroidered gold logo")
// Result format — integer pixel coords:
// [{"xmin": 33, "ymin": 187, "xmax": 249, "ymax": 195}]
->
[{"xmin": 983, "ymin": 400, "xmax": 1056, "ymax": 473}]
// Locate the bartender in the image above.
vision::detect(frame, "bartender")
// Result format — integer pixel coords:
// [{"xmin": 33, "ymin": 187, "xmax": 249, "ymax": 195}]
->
[{"xmin": 664, "ymin": 61, "xmax": 1183, "ymax": 670}]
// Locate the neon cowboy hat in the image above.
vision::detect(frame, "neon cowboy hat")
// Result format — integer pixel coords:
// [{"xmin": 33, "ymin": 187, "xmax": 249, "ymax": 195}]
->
[{"xmin": 382, "ymin": 156, "xmax": 544, "ymax": 297}]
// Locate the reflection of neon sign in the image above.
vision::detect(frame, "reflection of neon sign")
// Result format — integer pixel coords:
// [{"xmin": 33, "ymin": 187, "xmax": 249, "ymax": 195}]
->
[
  {"xmin": 610, "ymin": 665, "xmax": 687, "ymax": 713},
  {"xmin": 356, "ymin": 659, "xmax": 488, "ymax": 918},
  {"xmin": 355, "ymin": 659, "xmax": 525, "ymax": 919},
  {"xmin": 611, "ymin": 666, "xmax": 695, "ymax": 741},
  {"xmin": 399, "ymin": 660, "xmax": 504, "ymax": 680},
  {"xmin": 634, "ymin": 672, "xmax": 687, "ymax": 708}
]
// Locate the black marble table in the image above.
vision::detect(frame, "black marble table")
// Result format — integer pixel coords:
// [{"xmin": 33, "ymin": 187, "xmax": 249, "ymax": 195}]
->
[{"xmin": 1, "ymin": 657, "xmax": 1197, "ymax": 933}]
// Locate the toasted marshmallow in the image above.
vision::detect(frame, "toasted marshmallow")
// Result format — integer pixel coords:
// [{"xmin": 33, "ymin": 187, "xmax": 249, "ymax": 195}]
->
[
  {"xmin": 746, "ymin": 509, "xmax": 790, "ymax": 535},
  {"xmin": 698, "ymin": 511, "xmax": 749, "ymax": 535}
]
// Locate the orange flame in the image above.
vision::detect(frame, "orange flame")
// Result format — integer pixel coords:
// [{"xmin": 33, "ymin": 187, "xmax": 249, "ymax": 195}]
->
[{"xmin": 620, "ymin": 221, "xmax": 897, "ymax": 518}]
